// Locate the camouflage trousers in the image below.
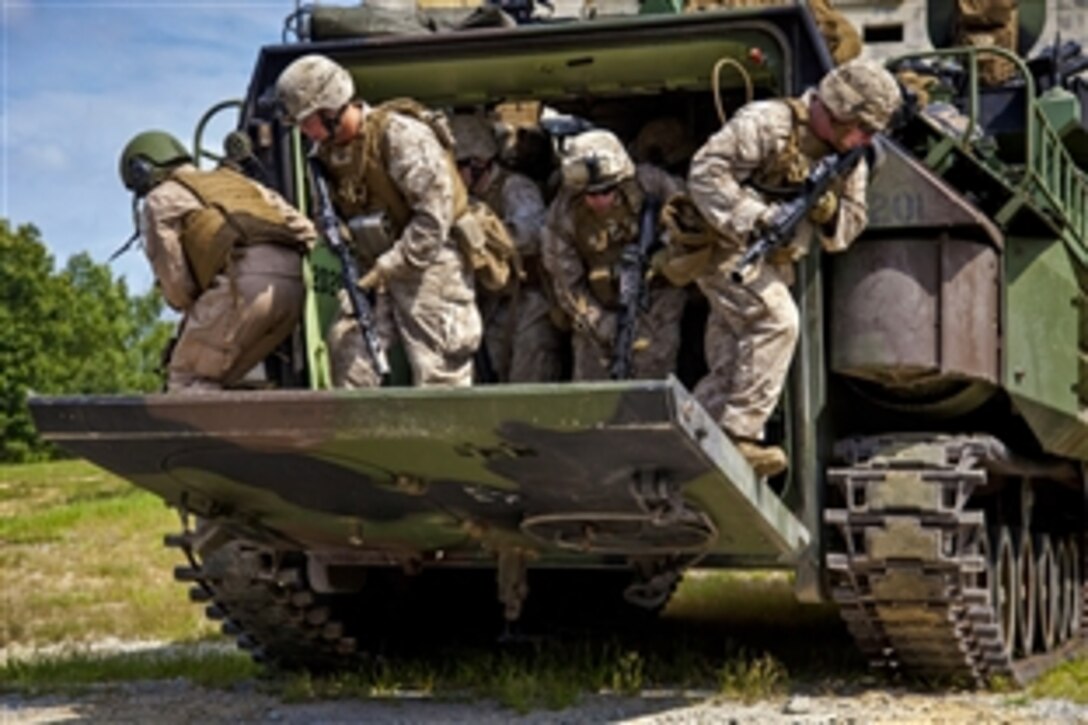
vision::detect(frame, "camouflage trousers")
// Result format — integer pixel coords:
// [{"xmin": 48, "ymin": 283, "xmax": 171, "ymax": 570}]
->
[
  {"xmin": 479, "ymin": 285, "xmax": 564, "ymax": 383},
  {"xmin": 572, "ymin": 286, "xmax": 686, "ymax": 381},
  {"xmin": 329, "ymin": 245, "xmax": 482, "ymax": 387},
  {"xmin": 168, "ymin": 245, "xmax": 304, "ymax": 392},
  {"xmin": 694, "ymin": 263, "xmax": 798, "ymax": 440}
]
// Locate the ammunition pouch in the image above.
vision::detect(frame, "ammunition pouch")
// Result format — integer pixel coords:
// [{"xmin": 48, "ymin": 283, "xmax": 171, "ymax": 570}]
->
[
  {"xmin": 587, "ymin": 263, "xmax": 620, "ymax": 309},
  {"xmin": 657, "ymin": 193, "xmax": 729, "ymax": 286},
  {"xmin": 453, "ymin": 199, "xmax": 520, "ymax": 292},
  {"xmin": 347, "ymin": 211, "xmax": 395, "ymax": 265}
]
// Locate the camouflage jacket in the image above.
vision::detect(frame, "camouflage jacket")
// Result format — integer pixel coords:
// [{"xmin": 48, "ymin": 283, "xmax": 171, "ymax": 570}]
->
[
  {"xmin": 542, "ymin": 163, "xmax": 683, "ymax": 336},
  {"xmin": 687, "ymin": 89, "xmax": 869, "ymax": 262},
  {"xmin": 318, "ymin": 105, "xmax": 461, "ymax": 276}
]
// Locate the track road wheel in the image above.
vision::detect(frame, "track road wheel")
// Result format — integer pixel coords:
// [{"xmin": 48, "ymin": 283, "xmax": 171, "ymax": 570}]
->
[
  {"xmin": 991, "ymin": 526, "xmax": 1017, "ymax": 661},
  {"xmin": 1015, "ymin": 529, "xmax": 1036, "ymax": 656},
  {"xmin": 1069, "ymin": 535, "xmax": 1084, "ymax": 637},
  {"xmin": 1057, "ymin": 539, "xmax": 1073, "ymax": 644},
  {"xmin": 1035, "ymin": 533, "xmax": 1059, "ymax": 652}
]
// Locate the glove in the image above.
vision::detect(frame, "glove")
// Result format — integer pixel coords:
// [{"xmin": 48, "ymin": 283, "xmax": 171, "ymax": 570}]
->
[
  {"xmin": 358, "ymin": 266, "xmax": 387, "ymax": 292},
  {"xmin": 648, "ymin": 249, "xmax": 670, "ymax": 279},
  {"xmin": 358, "ymin": 250, "xmax": 402, "ymax": 292},
  {"xmin": 809, "ymin": 191, "xmax": 839, "ymax": 225},
  {"xmin": 754, "ymin": 202, "xmax": 782, "ymax": 232},
  {"xmin": 767, "ymin": 247, "xmax": 797, "ymax": 265},
  {"xmin": 654, "ymin": 246, "xmax": 713, "ymax": 287}
]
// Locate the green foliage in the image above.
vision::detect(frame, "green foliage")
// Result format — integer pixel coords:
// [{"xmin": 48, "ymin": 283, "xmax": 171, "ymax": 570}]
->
[
  {"xmin": 717, "ymin": 647, "xmax": 788, "ymax": 702},
  {"xmin": 608, "ymin": 650, "xmax": 645, "ymax": 695},
  {"xmin": 0, "ymin": 647, "xmax": 257, "ymax": 693},
  {"xmin": 0, "ymin": 460, "xmax": 218, "ymax": 648},
  {"xmin": 1030, "ymin": 657, "xmax": 1088, "ymax": 703},
  {"xmin": 0, "ymin": 219, "xmax": 172, "ymax": 462}
]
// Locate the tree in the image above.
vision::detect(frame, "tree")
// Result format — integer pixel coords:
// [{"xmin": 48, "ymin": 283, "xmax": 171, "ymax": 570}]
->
[
  {"xmin": 55, "ymin": 252, "xmax": 173, "ymax": 394},
  {"xmin": 0, "ymin": 219, "xmax": 172, "ymax": 462}
]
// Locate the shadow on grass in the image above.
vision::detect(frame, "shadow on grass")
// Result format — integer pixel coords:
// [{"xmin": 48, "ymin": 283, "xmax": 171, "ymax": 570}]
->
[{"xmin": 6, "ymin": 570, "xmax": 1082, "ymax": 714}]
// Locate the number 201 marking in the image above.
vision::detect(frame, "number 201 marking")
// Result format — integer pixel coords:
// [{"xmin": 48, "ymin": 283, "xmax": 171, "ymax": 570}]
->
[{"xmin": 869, "ymin": 191, "xmax": 924, "ymax": 225}]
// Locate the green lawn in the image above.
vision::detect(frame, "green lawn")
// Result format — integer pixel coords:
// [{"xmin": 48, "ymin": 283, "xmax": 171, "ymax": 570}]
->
[
  {"xmin": 0, "ymin": 458, "xmax": 1084, "ymax": 709},
  {"xmin": 0, "ymin": 459, "xmax": 217, "ymax": 649}
]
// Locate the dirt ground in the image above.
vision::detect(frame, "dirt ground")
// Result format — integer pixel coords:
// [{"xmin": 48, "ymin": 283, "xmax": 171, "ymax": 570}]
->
[{"xmin": 3, "ymin": 680, "xmax": 1087, "ymax": 724}]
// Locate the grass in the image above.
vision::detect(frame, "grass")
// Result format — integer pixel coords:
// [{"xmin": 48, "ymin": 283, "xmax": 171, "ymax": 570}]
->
[
  {"xmin": 0, "ymin": 646, "xmax": 258, "ymax": 694},
  {"xmin": 0, "ymin": 458, "xmax": 843, "ymax": 710},
  {"xmin": 1, "ymin": 459, "xmax": 1086, "ymax": 711},
  {"xmin": 0, "ymin": 459, "xmax": 217, "ymax": 649},
  {"xmin": 1030, "ymin": 657, "xmax": 1088, "ymax": 704},
  {"xmin": 269, "ymin": 572, "xmax": 841, "ymax": 712},
  {"xmin": 277, "ymin": 638, "xmax": 780, "ymax": 713}
]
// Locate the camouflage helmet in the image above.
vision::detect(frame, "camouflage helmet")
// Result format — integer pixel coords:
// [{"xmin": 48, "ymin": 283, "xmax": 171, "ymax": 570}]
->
[
  {"xmin": 817, "ymin": 58, "xmax": 902, "ymax": 132},
  {"xmin": 119, "ymin": 130, "xmax": 191, "ymax": 195},
  {"xmin": 276, "ymin": 54, "xmax": 354, "ymax": 123},
  {"xmin": 560, "ymin": 129, "xmax": 635, "ymax": 192},
  {"xmin": 450, "ymin": 114, "xmax": 499, "ymax": 161}
]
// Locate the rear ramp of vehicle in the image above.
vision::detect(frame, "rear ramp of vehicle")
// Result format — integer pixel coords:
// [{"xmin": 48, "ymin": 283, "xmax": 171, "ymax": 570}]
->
[{"xmin": 30, "ymin": 377, "xmax": 808, "ymax": 567}]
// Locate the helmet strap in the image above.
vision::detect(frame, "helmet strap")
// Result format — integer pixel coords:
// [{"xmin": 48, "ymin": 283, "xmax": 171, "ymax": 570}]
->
[
  {"xmin": 321, "ymin": 105, "xmax": 346, "ymax": 140},
  {"xmin": 127, "ymin": 156, "xmax": 159, "ymax": 197}
]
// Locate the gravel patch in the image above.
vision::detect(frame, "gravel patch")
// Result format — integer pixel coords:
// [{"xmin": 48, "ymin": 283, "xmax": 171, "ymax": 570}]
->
[{"xmin": 3, "ymin": 683, "xmax": 1086, "ymax": 724}]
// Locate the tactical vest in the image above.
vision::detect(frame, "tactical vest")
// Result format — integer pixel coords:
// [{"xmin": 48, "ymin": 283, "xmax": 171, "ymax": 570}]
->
[
  {"xmin": 657, "ymin": 97, "xmax": 832, "ymax": 285},
  {"xmin": 317, "ymin": 100, "xmax": 516, "ymax": 290},
  {"xmin": 315, "ymin": 100, "xmax": 457, "ymax": 263},
  {"xmin": 570, "ymin": 178, "xmax": 644, "ymax": 308},
  {"xmin": 171, "ymin": 167, "xmax": 301, "ymax": 292},
  {"xmin": 749, "ymin": 97, "xmax": 814, "ymax": 197}
]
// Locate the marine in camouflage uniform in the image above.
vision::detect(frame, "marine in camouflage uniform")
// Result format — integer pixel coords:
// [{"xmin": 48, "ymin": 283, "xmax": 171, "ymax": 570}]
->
[
  {"xmin": 276, "ymin": 54, "xmax": 482, "ymax": 388},
  {"xmin": 955, "ymin": 0, "xmax": 1019, "ymax": 86},
  {"xmin": 118, "ymin": 131, "xmax": 314, "ymax": 393},
  {"xmin": 451, "ymin": 113, "xmax": 563, "ymax": 383},
  {"xmin": 686, "ymin": 58, "xmax": 902, "ymax": 475},
  {"xmin": 542, "ymin": 129, "xmax": 686, "ymax": 381}
]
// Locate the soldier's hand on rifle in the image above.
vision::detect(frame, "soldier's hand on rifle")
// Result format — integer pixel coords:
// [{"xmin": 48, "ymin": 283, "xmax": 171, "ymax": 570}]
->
[
  {"xmin": 359, "ymin": 251, "xmax": 401, "ymax": 292},
  {"xmin": 648, "ymin": 249, "xmax": 670, "ymax": 280},
  {"xmin": 579, "ymin": 308, "xmax": 615, "ymax": 349},
  {"xmin": 753, "ymin": 202, "xmax": 782, "ymax": 233},
  {"xmin": 358, "ymin": 266, "xmax": 387, "ymax": 292},
  {"xmin": 767, "ymin": 246, "xmax": 798, "ymax": 265},
  {"xmin": 808, "ymin": 191, "xmax": 839, "ymax": 225}
]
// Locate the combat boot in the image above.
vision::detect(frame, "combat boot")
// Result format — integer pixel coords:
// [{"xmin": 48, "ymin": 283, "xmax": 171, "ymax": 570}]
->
[{"xmin": 735, "ymin": 440, "xmax": 788, "ymax": 477}]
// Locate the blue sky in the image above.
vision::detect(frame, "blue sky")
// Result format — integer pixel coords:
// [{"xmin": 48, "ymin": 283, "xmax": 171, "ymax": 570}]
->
[{"xmin": 2, "ymin": 0, "xmax": 293, "ymax": 293}]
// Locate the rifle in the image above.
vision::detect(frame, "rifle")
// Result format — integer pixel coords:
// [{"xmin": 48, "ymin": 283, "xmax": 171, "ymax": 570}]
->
[
  {"xmin": 731, "ymin": 144, "xmax": 868, "ymax": 283},
  {"xmin": 610, "ymin": 196, "xmax": 661, "ymax": 380},
  {"xmin": 308, "ymin": 157, "xmax": 391, "ymax": 380},
  {"xmin": 539, "ymin": 114, "xmax": 594, "ymax": 154}
]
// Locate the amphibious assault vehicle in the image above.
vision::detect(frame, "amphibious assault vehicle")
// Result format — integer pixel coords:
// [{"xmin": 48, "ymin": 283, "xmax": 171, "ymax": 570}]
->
[{"xmin": 31, "ymin": 0, "xmax": 1088, "ymax": 683}]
